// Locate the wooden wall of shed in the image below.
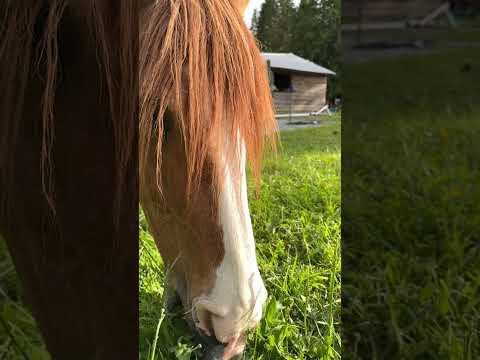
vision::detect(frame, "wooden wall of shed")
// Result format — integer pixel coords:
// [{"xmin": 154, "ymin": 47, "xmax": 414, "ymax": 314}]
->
[
  {"xmin": 342, "ymin": 0, "xmax": 444, "ymax": 22},
  {"xmin": 272, "ymin": 73, "xmax": 327, "ymax": 114}
]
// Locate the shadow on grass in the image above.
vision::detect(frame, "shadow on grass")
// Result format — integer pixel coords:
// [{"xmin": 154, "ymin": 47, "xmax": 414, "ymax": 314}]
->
[{"xmin": 342, "ymin": 47, "xmax": 480, "ymax": 358}]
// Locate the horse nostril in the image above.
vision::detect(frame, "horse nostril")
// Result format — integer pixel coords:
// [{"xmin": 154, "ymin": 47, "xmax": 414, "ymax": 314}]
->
[
  {"xmin": 193, "ymin": 289, "xmax": 265, "ymax": 345},
  {"xmin": 194, "ymin": 307, "xmax": 213, "ymax": 337}
]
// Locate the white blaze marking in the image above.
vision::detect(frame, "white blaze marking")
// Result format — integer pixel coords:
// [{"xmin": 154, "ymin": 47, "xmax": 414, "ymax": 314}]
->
[{"xmin": 193, "ymin": 139, "xmax": 267, "ymax": 343}]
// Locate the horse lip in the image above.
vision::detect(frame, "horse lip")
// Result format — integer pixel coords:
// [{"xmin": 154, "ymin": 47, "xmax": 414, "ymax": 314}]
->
[{"xmin": 222, "ymin": 334, "xmax": 245, "ymax": 360}]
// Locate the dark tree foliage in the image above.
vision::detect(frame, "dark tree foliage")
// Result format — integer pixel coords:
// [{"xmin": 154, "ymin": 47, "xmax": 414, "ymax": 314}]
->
[
  {"xmin": 251, "ymin": 9, "xmax": 260, "ymax": 34},
  {"xmin": 255, "ymin": 0, "xmax": 279, "ymax": 51},
  {"xmin": 252, "ymin": 0, "xmax": 341, "ymax": 99}
]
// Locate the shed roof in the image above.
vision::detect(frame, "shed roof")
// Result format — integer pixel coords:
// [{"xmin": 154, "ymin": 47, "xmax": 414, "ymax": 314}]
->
[{"xmin": 262, "ymin": 53, "xmax": 336, "ymax": 76}]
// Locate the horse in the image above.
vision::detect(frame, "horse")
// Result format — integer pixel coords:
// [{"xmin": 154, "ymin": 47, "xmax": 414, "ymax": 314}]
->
[
  {"xmin": 0, "ymin": 1, "xmax": 138, "ymax": 358},
  {"xmin": 139, "ymin": 0, "xmax": 277, "ymax": 358},
  {"xmin": 0, "ymin": 0, "xmax": 275, "ymax": 358}
]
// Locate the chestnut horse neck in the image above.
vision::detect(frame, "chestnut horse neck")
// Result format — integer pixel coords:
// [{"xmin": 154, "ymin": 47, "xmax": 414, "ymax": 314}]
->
[
  {"xmin": 139, "ymin": 0, "xmax": 278, "ymax": 200},
  {"xmin": 0, "ymin": 0, "xmax": 137, "ymax": 224}
]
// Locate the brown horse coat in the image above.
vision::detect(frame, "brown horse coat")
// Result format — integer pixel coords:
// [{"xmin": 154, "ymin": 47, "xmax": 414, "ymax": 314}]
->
[{"xmin": 0, "ymin": 2, "xmax": 138, "ymax": 358}]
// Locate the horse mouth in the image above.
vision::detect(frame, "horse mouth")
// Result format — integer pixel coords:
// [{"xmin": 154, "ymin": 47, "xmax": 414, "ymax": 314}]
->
[
  {"xmin": 222, "ymin": 334, "xmax": 245, "ymax": 360},
  {"xmin": 200, "ymin": 333, "xmax": 245, "ymax": 360}
]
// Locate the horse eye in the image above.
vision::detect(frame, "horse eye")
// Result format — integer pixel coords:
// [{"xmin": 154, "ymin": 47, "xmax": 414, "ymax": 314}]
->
[
  {"xmin": 151, "ymin": 108, "xmax": 172, "ymax": 140},
  {"xmin": 162, "ymin": 110, "xmax": 173, "ymax": 139}
]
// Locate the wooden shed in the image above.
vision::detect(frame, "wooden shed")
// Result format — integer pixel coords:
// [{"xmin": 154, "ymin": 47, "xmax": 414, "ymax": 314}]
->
[
  {"xmin": 342, "ymin": 0, "xmax": 455, "ymax": 30},
  {"xmin": 262, "ymin": 53, "xmax": 335, "ymax": 114}
]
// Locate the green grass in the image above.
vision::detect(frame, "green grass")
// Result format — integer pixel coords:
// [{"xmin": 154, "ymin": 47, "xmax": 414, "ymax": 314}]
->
[
  {"xmin": 342, "ymin": 47, "xmax": 480, "ymax": 358},
  {"xmin": 139, "ymin": 122, "xmax": 341, "ymax": 359}
]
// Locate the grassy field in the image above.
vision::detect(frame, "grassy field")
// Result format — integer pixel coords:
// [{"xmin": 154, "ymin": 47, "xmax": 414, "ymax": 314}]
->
[
  {"xmin": 140, "ymin": 122, "xmax": 341, "ymax": 360},
  {"xmin": 0, "ymin": 239, "xmax": 50, "ymax": 359},
  {"xmin": 343, "ymin": 47, "xmax": 480, "ymax": 358},
  {"xmin": 3, "ymin": 43, "xmax": 479, "ymax": 359}
]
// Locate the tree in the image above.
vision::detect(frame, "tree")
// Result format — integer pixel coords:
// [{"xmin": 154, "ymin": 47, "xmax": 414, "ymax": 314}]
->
[
  {"xmin": 274, "ymin": 0, "xmax": 296, "ymax": 52},
  {"xmin": 315, "ymin": 0, "xmax": 341, "ymax": 97},
  {"xmin": 291, "ymin": 0, "xmax": 321, "ymax": 61},
  {"xmin": 255, "ymin": 0, "xmax": 278, "ymax": 51},
  {"xmin": 251, "ymin": 9, "xmax": 259, "ymax": 34}
]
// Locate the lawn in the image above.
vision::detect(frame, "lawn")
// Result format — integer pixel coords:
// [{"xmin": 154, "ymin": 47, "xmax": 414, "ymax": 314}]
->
[
  {"xmin": 342, "ymin": 47, "xmax": 480, "ymax": 358},
  {"xmin": 139, "ymin": 122, "xmax": 342, "ymax": 360}
]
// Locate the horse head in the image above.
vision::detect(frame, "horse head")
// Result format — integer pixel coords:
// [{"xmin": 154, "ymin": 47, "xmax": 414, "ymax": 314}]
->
[{"xmin": 140, "ymin": 0, "xmax": 277, "ymax": 358}]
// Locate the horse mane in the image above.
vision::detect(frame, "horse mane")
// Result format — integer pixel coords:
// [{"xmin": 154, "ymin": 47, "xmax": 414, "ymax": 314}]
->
[
  {"xmin": 139, "ymin": 0, "xmax": 277, "ymax": 197},
  {"xmin": 0, "ymin": 1, "xmax": 138, "ymax": 223},
  {"xmin": 0, "ymin": 1, "xmax": 42, "ymax": 217}
]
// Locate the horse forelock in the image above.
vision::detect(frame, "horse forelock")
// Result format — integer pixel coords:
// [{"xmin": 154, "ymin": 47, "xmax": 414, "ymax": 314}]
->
[{"xmin": 139, "ymin": 0, "xmax": 278, "ymax": 200}]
